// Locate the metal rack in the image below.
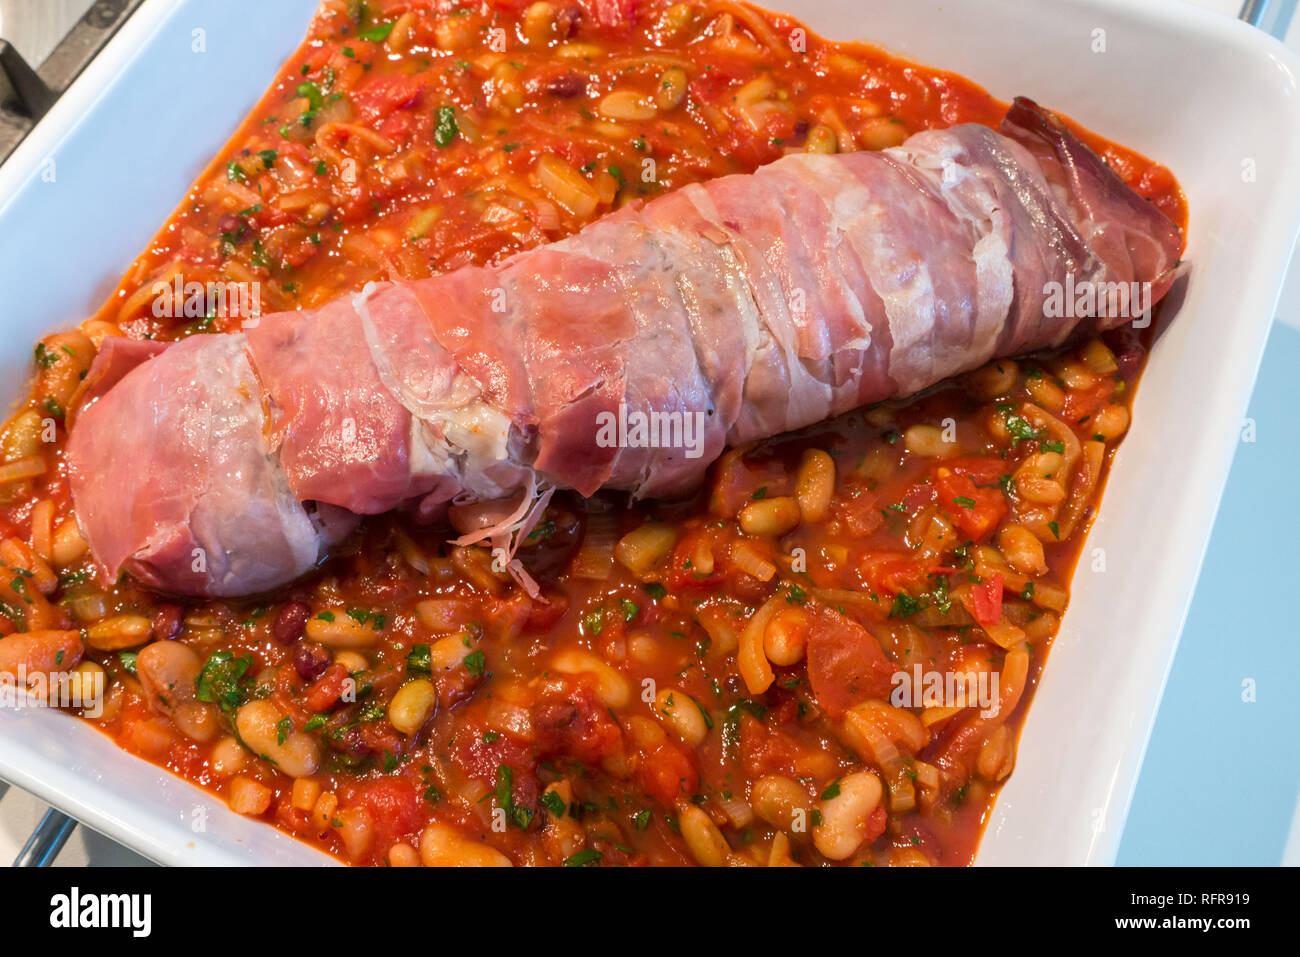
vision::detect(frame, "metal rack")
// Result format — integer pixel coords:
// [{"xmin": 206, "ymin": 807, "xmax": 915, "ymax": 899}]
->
[{"xmin": 0, "ymin": 0, "xmax": 141, "ymax": 163}]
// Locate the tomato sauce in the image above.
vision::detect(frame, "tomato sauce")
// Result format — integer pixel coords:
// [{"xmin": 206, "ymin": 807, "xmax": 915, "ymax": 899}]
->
[{"xmin": 0, "ymin": 0, "xmax": 1186, "ymax": 866}]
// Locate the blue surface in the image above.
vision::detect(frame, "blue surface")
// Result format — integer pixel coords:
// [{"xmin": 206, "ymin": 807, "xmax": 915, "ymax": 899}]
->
[{"xmin": 1119, "ymin": 320, "xmax": 1300, "ymax": 865}]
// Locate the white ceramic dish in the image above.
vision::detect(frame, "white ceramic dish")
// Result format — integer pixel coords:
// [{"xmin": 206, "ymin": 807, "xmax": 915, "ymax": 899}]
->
[{"xmin": 0, "ymin": 0, "xmax": 1297, "ymax": 866}]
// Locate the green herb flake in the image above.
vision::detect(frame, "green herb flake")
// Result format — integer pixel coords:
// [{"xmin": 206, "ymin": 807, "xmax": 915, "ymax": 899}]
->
[
  {"xmin": 434, "ymin": 105, "xmax": 458, "ymax": 147},
  {"xmin": 541, "ymin": 790, "xmax": 567, "ymax": 818},
  {"xmin": 406, "ymin": 643, "xmax": 432, "ymax": 676},
  {"xmin": 194, "ymin": 651, "xmax": 254, "ymax": 713},
  {"xmin": 463, "ymin": 650, "xmax": 487, "ymax": 677},
  {"xmin": 889, "ymin": 593, "xmax": 922, "ymax": 620},
  {"xmin": 359, "ymin": 21, "xmax": 394, "ymax": 42}
]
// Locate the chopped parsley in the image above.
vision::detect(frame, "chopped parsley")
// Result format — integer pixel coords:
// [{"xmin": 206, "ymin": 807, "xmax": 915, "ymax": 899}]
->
[
  {"xmin": 463, "ymin": 650, "xmax": 487, "ymax": 677},
  {"xmin": 888, "ymin": 593, "xmax": 922, "ymax": 620},
  {"xmin": 541, "ymin": 790, "xmax": 567, "ymax": 818},
  {"xmin": 194, "ymin": 651, "xmax": 254, "ymax": 713},
  {"xmin": 406, "ymin": 643, "xmax": 432, "ymax": 676},
  {"xmin": 359, "ymin": 21, "xmax": 394, "ymax": 42},
  {"xmin": 496, "ymin": 764, "xmax": 533, "ymax": 829},
  {"xmin": 434, "ymin": 105, "xmax": 458, "ymax": 147}
]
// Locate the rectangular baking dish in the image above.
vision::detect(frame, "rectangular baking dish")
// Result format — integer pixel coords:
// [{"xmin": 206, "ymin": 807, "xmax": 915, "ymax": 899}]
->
[{"xmin": 0, "ymin": 0, "xmax": 1297, "ymax": 866}]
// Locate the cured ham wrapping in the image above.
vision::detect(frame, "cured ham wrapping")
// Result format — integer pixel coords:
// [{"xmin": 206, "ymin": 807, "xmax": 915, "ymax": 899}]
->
[{"xmin": 67, "ymin": 99, "xmax": 1182, "ymax": 598}]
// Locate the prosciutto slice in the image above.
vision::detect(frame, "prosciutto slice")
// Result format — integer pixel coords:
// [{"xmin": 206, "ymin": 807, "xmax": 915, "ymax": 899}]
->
[{"xmin": 67, "ymin": 99, "xmax": 1182, "ymax": 598}]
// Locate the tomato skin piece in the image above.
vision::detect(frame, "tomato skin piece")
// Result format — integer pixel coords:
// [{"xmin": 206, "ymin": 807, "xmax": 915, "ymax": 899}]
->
[
  {"xmin": 864, "ymin": 805, "xmax": 888, "ymax": 844},
  {"xmin": 351, "ymin": 74, "xmax": 425, "ymax": 125},
  {"xmin": 804, "ymin": 602, "xmax": 894, "ymax": 719},
  {"xmin": 942, "ymin": 456, "xmax": 1007, "ymax": 487},
  {"xmin": 377, "ymin": 111, "xmax": 415, "ymax": 145},
  {"xmin": 739, "ymin": 714, "xmax": 804, "ymax": 778},
  {"xmin": 357, "ymin": 777, "xmax": 423, "ymax": 849},
  {"xmin": 523, "ymin": 592, "xmax": 569, "ymax": 632},
  {"xmin": 303, "ymin": 663, "xmax": 350, "ymax": 713},
  {"xmin": 665, "ymin": 530, "xmax": 724, "ymax": 590},
  {"xmin": 970, "ymin": 574, "xmax": 1005, "ymax": 627},
  {"xmin": 902, "ymin": 482, "xmax": 937, "ymax": 511},
  {"xmin": 934, "ymin": 471, "xmax": 1007, "ymax": 542},
  {"xmin": 840, "ymin": 487, "xmax": 885, "ymax": 537},
  {"xmin": 532, "ymin": 680, "xmax": 623, "ymax": 764},
  {"xmin": 639, "ymin": 742, "xmax": 698, "ymax": 807},
  {"xmin": 449, "ymin": 721, "xmax": 533, "ymax": 784},
  {"xmin": 860, "ymin": 552, "xmax": 932, "ymax": 599}
]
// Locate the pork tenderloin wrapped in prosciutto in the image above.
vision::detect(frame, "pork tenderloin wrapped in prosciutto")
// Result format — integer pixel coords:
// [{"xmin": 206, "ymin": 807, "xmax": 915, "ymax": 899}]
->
[{"xmin": 67, "ymin": 98, "xmax": 1182, "ymax": 598}]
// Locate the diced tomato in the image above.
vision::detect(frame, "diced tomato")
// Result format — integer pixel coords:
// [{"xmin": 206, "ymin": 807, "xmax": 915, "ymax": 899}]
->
[
  {"xmin": 358, "ymin": 722, "xmax": 403, "ymax": 760},
  {"xmin": 859, "ymin": 552, "xmax": 931, "ymax": 597},
  {"xmin": 942, "ymin": 456, "xmax": 1007, "ymax": 486},
  {"xmin": 934, "ymin": 471, "xmax": 1006, "ymax": 542},
  {"xmin": 351, "ymin": 75, "xmax": 425, "ymax": 125},
  {"xmin": 523, "ymin": 591, "xmax": 569, "ymax": 632},
  {"xmin": 708, "ymin": 451, "xmax": 791, "ymax": 519},
  {"xmin": 592, "ymin": 0, "xmax": 640, "ymax": 28},
  {"xmin": 377, "ymin": 110, "xmax": 414, "ymax": 145},
  {"xmin": 739, "ymin": 716, "xmax": 804, "ymax": 778},
  {"xmin": 639, "ymin": 742, "xmax": 697, "ymax": 806},
  {"xmin": 665, "ymin": 529, "xmax": 724, "ymax": 589},
  {"xmin": 449, "ymin": 720, "xmax": 533, "ymax": 784},
  {"xmin": 1063, "ymin": 379, "xmax": 1115, "ymax": 425},
  {"xmin": 969, "ymin": 574, "xmax": 1005, "ymax": 627},
  {"xmin": 902, "ymin": 482, "xmax": 937, "ymax": 511},
  {"xmin": 864, "ymin": 805, "xmax": 888, "ymax": 844},
  {"xmin": 804, "ymin": 601, "xmax": 894, "ymax": 718},
  {"xmin": 532, "ymin": 679, "xmax": 623, "ymax": 764},
  {"xmin": 839, "ymin": 486, "xmax": 884, "ymax": 537},
  {"xmin": 353, "ymin": 72, "xmax": 423, "ymax": 115},
  {"xmin": 356, "ymin": 777, "xmax": 423, "ymax": 848},
  {"xmin": 303, "ymin": 663, "xmax": 349, "ymax": 713}
]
